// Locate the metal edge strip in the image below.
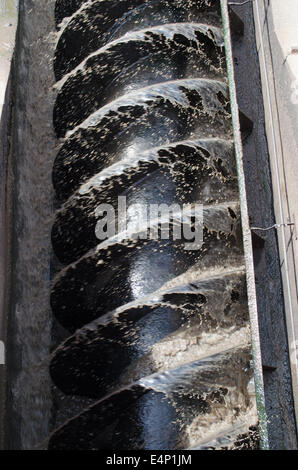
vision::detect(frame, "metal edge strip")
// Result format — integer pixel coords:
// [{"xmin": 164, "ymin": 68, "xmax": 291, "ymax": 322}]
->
[{"xmin": 220, "ymin": 0, "xmax": 269, "ymax": 449}]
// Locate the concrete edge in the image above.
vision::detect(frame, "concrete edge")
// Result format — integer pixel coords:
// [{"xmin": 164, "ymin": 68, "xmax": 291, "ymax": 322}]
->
[
  {"xmin": 221, "ymin": 0, "xmax": 269, "ymax": 449},
  {"xmin": 0, "ymin": 2, "xmax": 19, "ymax": 451},
  {"xmin": 0, "ymin": 52, "xmax": 13, "ymax": 452},
  {"xmin": 253, "ymin": 0, "xmax": 298, "ymax": 429}
]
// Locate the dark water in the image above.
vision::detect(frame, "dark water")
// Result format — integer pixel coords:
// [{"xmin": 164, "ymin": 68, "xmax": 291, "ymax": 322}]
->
[{"xmin": 49, "ymin": 0, "xmax": 258, "ymax": 449}]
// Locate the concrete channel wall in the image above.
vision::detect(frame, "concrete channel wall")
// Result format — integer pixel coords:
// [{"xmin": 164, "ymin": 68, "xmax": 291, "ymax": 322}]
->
[
  {"xmin": 226, "ymin": 0, "xmax": 297, "ymax": 448},
  {"xmin": 0, "ymin": 0, "xmax": 18, "ymax": 449},
  {"xmin": 253, "ymin": 0, "xmax": 298, "ymax": 433},
  {"xmin": 0, "ymin": 0, "xmax": 55, "ymax": 450}
]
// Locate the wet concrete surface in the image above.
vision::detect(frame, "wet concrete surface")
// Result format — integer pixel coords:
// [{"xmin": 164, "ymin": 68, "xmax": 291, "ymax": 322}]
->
[
  {"xmin": 253, "ymin": 0, "xmax": 298, "ymax": 431},
  {"xmin": 229, "ymin": 0, "xmax": 298, "ymax": 448}
]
